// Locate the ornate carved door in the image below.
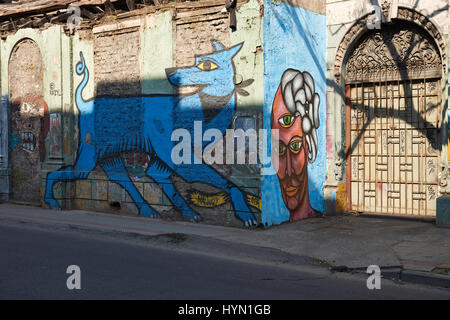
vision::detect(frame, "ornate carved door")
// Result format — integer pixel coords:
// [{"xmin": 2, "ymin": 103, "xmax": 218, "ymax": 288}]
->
[{"xmin": 345, "ymin": 23, "xmax": 442, "ymax": 217}]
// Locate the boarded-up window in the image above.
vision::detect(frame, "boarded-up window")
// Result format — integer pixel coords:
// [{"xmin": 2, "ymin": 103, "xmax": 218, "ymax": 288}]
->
[
  {"xmin": 175, "ymin": 12, "xmax": 229, "ymax": 67},
  {"xmin": 94, "ymin": 27, "xmax": 141, "ymax": 96}
]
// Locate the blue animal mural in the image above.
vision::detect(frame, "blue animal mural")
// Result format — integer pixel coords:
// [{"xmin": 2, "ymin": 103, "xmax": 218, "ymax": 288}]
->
[{"xmin": 44, "ymin": 41, "xmax": 259, "ymax": 227}]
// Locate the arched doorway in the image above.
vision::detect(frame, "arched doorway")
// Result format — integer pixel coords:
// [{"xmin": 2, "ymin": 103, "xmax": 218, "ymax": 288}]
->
[
  {"xmin": 344, "ymin": 20, "xmax": 443, "ymax": 218},
  {"xmin": 8, "ymin": 39, "xmax": 48, "ymax": 205}
]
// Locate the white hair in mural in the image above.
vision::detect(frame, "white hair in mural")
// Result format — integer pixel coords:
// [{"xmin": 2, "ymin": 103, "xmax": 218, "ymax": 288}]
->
[{"xmin": 280, "ymin": 68, "xmax": 320, "ymax": 163}]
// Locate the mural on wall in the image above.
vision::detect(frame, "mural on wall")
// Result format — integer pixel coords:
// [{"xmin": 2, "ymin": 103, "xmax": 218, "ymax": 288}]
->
[
  {"xmin": 8, "ymin": 38, "xmax": 47, "ymax": 204},
  {"xmin": 44, "ymin": 42, "xmax": 260, "ymax": 227},
  {"xmin": 261, "ymin": 0, "xmax": 326, "ymax": 226},
  {"xmin": 9, "ymin": 95, "xmax": 49, "ymax": 203},
  {"xmin": 271, "ymin": 69, "xmax": 320, "ymax": 221},
  {"xmin": 10, "ymin": 96, "xmax": 49, "ymax": 160}
]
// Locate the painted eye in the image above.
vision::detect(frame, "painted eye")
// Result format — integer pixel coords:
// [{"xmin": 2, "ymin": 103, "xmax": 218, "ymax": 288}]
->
[
  {"xmin": 278, "ymin": 114, "xmax": 295, "ymax": 127},
  {"xmin": 289, "ymin": 140, "xmax": 302, "ymax": 154},
  {"xmin": 279, "ymin": 142, "xmax": 286, "ymax": 156},
  {"xmin": 197, "ymin": 60, "xmax": 219, "ymax": 71}
]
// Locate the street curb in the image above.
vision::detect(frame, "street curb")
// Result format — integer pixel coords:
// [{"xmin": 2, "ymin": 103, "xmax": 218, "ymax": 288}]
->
[
  {"xmin": 381, "ymin": 268, "xmax": 403, "ymax": 282},
  {"xmin": 1, "ymin": 205, "xmax": 450, "ymax": 290},
  {"xmin": 0, "ymin": 214, "xmax": 328, "ymax": 274},
  {"xmin": 329, "ymin": 265, "xmax": 450, "ymax": 289},
  {"xmin": 400, "ymin": 270, "xmax": 450, "ymax": 289}
]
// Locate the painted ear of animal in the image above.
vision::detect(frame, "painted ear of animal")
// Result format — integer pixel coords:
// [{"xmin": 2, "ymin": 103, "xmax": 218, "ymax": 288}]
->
[
  {"xmin": 211, "ymin": 40, "xmax": 225, "ymax": 51},
  {"xmin": 211, "ymin": 40, "xmax": 243, "ymax": 57},
  {"xmin": 225, "ymin": 42, "xmax": 244, "ymax": 58}
]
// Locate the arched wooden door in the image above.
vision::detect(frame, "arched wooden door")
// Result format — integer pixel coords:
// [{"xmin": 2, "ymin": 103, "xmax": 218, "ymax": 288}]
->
[
  {"xmin": 345, "ymin": 22, "xmax": 442, "ymax": 218},
  {"xmin": 8, "ymin": 39, "xmax": 48, "ymax": 205}
]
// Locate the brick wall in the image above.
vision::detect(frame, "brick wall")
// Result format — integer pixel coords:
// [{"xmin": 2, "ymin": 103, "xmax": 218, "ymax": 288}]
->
[
  {"xmin": 175, "ymin": 17, "xmax": 229, "ymax": 67},
  {"xmin": 9, "ymin": 39, "xmax": 43, "ymax": 99},
  {"xmin": 8, "ymin": 39, "xmax": 44, "ymax": 204},
  {"xmin": 94, "ymin": 27, "xmax": 141, "ymax": 96}
]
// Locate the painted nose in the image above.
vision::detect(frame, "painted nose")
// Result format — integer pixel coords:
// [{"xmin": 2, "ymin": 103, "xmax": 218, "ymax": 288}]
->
[
  {"xmin": 165, "ymin": 67, "xmax": 177, "ymax": 78},
  {"xmin": 286, "ymin": 150, "xmax": 293, "ymax": 177}
]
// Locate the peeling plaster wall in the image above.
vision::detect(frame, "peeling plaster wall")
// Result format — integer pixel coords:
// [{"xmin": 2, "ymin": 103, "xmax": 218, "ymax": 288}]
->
[
  {"xmin": 0, "ymin": 4, "xmax": 269, "ymax": 228},
  {"xmin": 8, "ymin": 39, "xmax": 44, "ymax": 204},
  {"xmin": 1, "ymin": 0, "xmax": 444, "ymax": 227},
  {"xmin": 142, "ymin": 11, "xmax": 174, "ymax": 95},
  {"xmin": 0, "ymin": 0, "xmax": 329, "ymax": 228},
  {"xmin": 0, "ymin": 27, "xmax": 71, "ymax": 204},
  {"xmin": 228, "ymin": 0, "xmax": 264, "ymax": 219}
]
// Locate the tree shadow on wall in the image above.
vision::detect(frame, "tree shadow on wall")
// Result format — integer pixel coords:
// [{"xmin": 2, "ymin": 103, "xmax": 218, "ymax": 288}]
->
[
  {"xmin": 340, "ymin": 21, "xmax": 445, "ymax": 164},
  {"xmin": 323, "ymin": 0, "xmax": 447, "ymax": 168}
]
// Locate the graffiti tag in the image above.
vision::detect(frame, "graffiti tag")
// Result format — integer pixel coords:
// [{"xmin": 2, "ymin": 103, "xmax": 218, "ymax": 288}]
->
[{"xmin": 49, "ymin": 82, "xmax": 62, "ymax": 96}]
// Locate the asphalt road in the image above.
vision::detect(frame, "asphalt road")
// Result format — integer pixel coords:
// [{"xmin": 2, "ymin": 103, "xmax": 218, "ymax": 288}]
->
[{"xmin": 0, "ymin": 222, "xmax": 449, "ymax": 300}]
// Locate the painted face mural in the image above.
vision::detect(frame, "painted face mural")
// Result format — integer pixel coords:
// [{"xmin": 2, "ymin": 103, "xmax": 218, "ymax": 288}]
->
[
  {"xmin": 9, "ymin": 95, "xmax": 49, "ymax": 204},
  {"xmin": 271, "ymin": 69, "xmax": 320, "ymax": 222},
  {"xmin": 9, "ymin": 95, "xmax": 49, "ymax": 162}
]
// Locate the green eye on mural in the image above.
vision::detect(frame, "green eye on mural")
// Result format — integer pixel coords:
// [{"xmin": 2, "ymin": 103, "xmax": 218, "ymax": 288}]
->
[
  {"xmin": 279, "ymin": 142, "xmax": 287, "ymax": 156},
  {"xmin": 197, "ymin": 60, "xmax": 219, "ymax": 71},
  {"xmin": 289, "ymin": 139, "xmax": 302, "ymax": 154},
  {"xmin": 278, "ymin": 114, "xmax": 295, "ymax": 127}
]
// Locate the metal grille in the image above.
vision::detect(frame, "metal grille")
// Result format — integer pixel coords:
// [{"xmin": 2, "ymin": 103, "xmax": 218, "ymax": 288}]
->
[
  {"xmin": 346, "ymin": 79, "xmax": 441, "ymax": 217},
  {"xmin": 343, "ymin": 22, "xmax": 443, "ymax": 218}
]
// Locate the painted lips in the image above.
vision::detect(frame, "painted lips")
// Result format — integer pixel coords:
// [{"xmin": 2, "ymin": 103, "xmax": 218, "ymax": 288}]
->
[
  {"xmin": 20, "ymin": 132, "xmax": 36, "ymax": 152},
  {"xmin": 285, "ymin": 186, "xmax": 298, "ymax": 197}
]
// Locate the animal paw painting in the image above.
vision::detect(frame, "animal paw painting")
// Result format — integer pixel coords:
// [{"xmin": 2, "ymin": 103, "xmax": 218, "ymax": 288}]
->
[{"xmin": 44, "ymin": 41, "xmax": 259, "ymax": 227}]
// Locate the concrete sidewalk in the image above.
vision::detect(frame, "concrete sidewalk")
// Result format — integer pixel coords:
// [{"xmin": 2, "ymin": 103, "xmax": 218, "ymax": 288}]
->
[{"xmin": 1, "ymin": 203, "xmax": 450, "ymax": 287}]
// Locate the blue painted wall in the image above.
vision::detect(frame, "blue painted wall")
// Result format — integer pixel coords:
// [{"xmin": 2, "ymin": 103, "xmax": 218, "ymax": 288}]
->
[{"xmin": 261, "ymin": 0, "xmax": 327, "ymax": 226}]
